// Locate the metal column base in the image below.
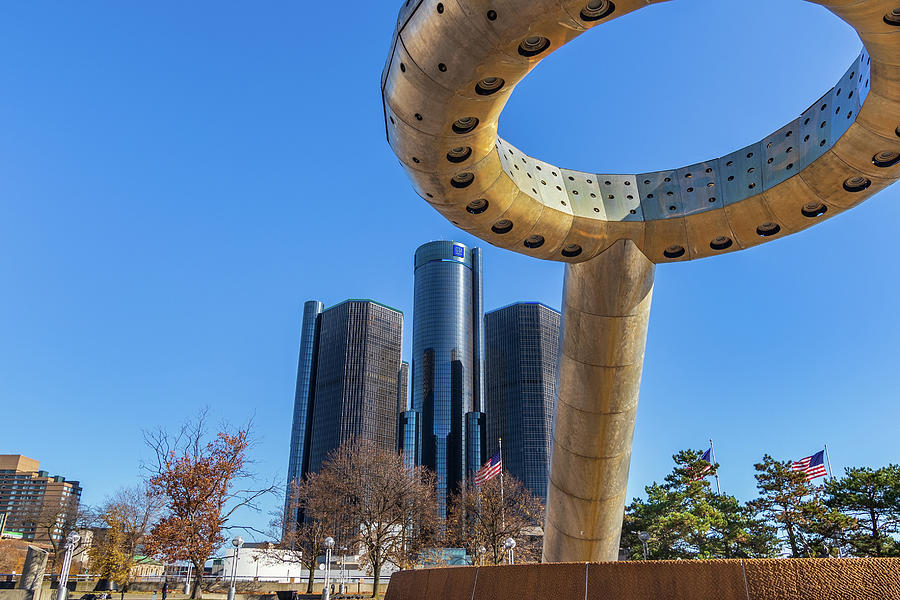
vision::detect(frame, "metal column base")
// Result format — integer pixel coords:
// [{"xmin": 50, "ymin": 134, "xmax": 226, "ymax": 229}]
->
[{"xmin": 543, "ymin": 240, "xmax": 655, "ymax": 563}]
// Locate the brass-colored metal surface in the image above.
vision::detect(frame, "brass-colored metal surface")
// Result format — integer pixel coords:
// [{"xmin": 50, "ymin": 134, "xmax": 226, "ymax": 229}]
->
[
  {"xmin": 544, "ymin": 240, "xmax": 654, "ymax": 563},
  {"xmin": 383, "ymin": 0, "xmax": 900, "ymax": 265},
  {"xmin": 382, "ymin": 0, "xmax": 900, "ymax": 565}
]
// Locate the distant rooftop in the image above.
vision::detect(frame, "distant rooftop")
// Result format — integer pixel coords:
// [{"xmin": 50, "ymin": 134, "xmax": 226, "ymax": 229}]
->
[
  {"xmin": 0, "ymin": 455, "xmax": 40, "ymax": 472},
  {"xmin": 322, "ymin": 298, "xmax": 403, "ymax": 315},
  {"xmin": 487, "ymin": 301, "xmax": 561, "ymax": 315}
]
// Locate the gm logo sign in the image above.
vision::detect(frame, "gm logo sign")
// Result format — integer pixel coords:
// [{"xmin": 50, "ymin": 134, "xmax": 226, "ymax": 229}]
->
[{"xmin": 452, "ymin": 245, "xmax": 465, "ymax": 258}]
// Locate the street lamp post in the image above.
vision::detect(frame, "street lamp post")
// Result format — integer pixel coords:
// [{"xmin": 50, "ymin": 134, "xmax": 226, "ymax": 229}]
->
[
  {"xmin": 227, "ymin": 536, "xmax": 244, "ymax": 600},
  {"xmin": 321, "ymin": 537, "xmax": 334, "ymax": 600},
  {"xmin": 339, "ymin": 547, "xmax": 347, "ymax": 595},
  {"xmin": 637, "ymin": 532, "xmax": 651, "ymax": 561},
  {"xmin": 184, "ymin": 562, "xmax": 192, "ymax": 596},
  {"xmin": 503, "ymin": 538, "xmax": 516, "ymax": 566},
  {"xmin": 56, "ymin": 531, "xmax": 81, "ymax": 600}
]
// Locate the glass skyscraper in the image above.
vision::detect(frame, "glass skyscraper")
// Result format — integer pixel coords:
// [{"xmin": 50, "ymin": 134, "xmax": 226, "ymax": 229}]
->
[
  {"xmin": 285, "ymin": 299, "xmax": 403, "ymax": 522},
  {"xmin": 411, "ymin": 241, "xmax": 485, "ymax": 517},
  {"xmin": 284, "ymin": 300, "xmax": 323, "ymax": 522},
  {"xmin": 485, "ymin": 302, "xmax": 560, "ymax": 504}
]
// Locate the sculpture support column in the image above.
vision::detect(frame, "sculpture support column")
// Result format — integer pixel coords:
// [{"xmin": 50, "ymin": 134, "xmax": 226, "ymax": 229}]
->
[{"xmin": 543, "ymin": 240, "xmax": 655, "ymax": 563}]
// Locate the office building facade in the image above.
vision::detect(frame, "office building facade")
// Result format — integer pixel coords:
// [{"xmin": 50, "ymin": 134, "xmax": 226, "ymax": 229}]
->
[
  {"xmin": 411, "ymin": 241, "xmax": 485, "ymax": 517},
  {"xmin": 284, "ymin": 300, "xmax": 403, "ymax": 521},
  {"xmin": 485, "ymin": 302, "xmax": 560, "ymax": 503},
  {"xmin": 0, "ymin": 455, "xmax": 82, "ymax": 543}
]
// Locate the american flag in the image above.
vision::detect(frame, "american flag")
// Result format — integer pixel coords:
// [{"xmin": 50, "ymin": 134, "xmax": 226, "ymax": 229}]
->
[
  {"xmin": 693, "ymin": 447, "xmax": 712, "ymax": 481},
  {"xmin": 474, "ymin": 451, "xmax": 502, "ymax": 485},
  {"xmin": 792, "ymin": 449, "xmax": 828, "ymax": 481}
]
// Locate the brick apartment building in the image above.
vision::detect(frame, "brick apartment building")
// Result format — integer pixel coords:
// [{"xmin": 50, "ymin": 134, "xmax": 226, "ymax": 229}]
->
[{"xmin": 0, "ymin": 455, "xmax": 82, "ymax": 544}]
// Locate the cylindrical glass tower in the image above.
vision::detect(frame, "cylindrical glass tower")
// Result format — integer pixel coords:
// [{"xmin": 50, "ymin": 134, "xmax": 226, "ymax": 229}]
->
[{"xmin": 412, "ymin": 241, "xmax": 484, "ymax": 517}]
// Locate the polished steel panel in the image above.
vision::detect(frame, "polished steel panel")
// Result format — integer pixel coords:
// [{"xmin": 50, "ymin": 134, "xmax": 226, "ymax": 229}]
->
[{"xmin": 544, "ymin": 240, "xmax": 654, "ymax": 563}]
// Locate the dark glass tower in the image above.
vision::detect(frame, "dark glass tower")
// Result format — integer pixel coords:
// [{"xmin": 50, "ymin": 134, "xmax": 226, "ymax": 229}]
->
[
  {"xmin": 285, "ymin": 300, "xmax": 403, "ymax": 522},
  {"xmin": 306, "ymin": 300, "xmax": 403, "ymax": 473},
  {"xmin": 285, "ymin": 300, "xmax": 323, "ymax": 521},
  {"xmin": 398, "ymin": 410, "xmax": 420, "ymax": 468},
  {"xmin": 485, "ymin": 302, "xmax": 560, "ymax": 503},
  {"xmin": 411, "ymin": 241, "xmax": 485, "ymax": 517}
]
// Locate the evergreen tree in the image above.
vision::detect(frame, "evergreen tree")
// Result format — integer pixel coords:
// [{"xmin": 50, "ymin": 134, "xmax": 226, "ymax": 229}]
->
[
  {"xmin": 750, "ymin": 454, "xmax": 856, "ymax": 557},
  {"xmin": 825, "ymin": 465, "xmax": 900, "ymax": 557},
  {"xmin": 750, "ymin": 455, "xmax": 820, "ymax": 556},
  {"xmin": 623, "ymin": 450, "xmax": 777, "ymax": 559}
]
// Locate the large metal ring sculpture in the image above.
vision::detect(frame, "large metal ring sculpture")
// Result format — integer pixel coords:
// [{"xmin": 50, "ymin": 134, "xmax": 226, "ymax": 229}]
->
[{"xmin": 382, "ymin": 0, "xmax": 900, "ymax": 563}]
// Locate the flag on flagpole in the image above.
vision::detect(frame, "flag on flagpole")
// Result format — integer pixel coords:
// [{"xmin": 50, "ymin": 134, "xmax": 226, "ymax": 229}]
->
[
  {"xmin": 792, "ymin": 449, "xmax": 828, "ymax": 481},
  {"xmin": 693, "ymin": 447, "xmax": 712, "ymax": 481},
  {"xmin": 475, "ymin": 450, "xmax": 502, "ymax": 485}
]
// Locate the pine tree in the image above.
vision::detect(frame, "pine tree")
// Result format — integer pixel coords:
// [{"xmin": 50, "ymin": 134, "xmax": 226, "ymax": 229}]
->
[
  {"xmin": 825, "ymin": 465, "xmax": 900, "ymax": 557},
  {"xmin": 623, "ymin": 449, "xmax": 777, "ymax": 559}
]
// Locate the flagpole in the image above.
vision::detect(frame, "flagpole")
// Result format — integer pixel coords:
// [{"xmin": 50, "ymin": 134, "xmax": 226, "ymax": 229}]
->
[
  {"xmin": 824, "ymin": 444, "xmax": 835, "ymax": 479},
  {"xmin": 499, "ymin": 437, "xmax": 505, "ymax": 529},
  {"xmin": 710, "ymin": 439, "xmax": 721, "ymax": 495}
]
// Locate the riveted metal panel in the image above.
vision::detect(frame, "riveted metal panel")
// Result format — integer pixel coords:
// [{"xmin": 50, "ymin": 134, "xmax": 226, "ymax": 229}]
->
[
  {"xmin": 384, "ymin": 0, "xmax": 900, "ymax": 267},
  {"xmin": 719, "ymin": 143, "xmax": 764, "ymax": 206},
  {"xmin": 761, "ymin": 118, "xmax": 804, "ymax": 189},
  {"xmin": 637, "ymin": 170, "xmax": 681, "ymax": 219},
  {"xmin": 496, "ymin": 138, "xmax": 540, "ymax": 201},
  {"xmin": 830, "ymin": 54, "xmax": 863, "ymax": 143},
  {"xmin": 385, "ymin": 102, "xmax": 498, "ymax": 173},
  {"xmin": 527, "ymin": 156, "xmax": 574, "ymax": 214},
  {"xmin": 562, "ymin": 168, "xmax": 606, "ymax": 219},
  {"xmin": 684, "ymin": 209, "xmax": 737, "ymax": 259},
  {"xmin": 396, "ymin": 0, "xmax": 425, "ymax": 31},
  {"xmin": 457, "ymin": 0, "xmax": 577, "ymax": 46},
  {"xmin": 858, "ymin": 47, "xmax": 872, "ymax": 105},
  {"xmin": 599, "ymin": 175, "xmax": 642, "ymax": 222},
  {"xmin": 676, "ymin": 160, "xmax": 721, "ymax": 215},
  {"xmin": 797, "ymin": 92, "xmax": 833, "ymax": 170},
  {"xmin": 401, "ymin": 0, "xmax": 507, "ymax": 94}
]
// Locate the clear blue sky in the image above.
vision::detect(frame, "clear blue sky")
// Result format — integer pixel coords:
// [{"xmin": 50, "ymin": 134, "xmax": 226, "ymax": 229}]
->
[{"xmin": 2, "ymin": 1, "xmax": 898, "ymax": 539}]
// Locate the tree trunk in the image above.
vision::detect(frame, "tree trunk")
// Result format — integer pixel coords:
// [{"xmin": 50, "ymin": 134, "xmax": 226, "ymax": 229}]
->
[
  {"xmin": 306, "ymin": 568, "xmax": 314, "ymax": 594},
  {"xmin": 191, "ymin": 561, "xmax": 202, "ymax": 599},
  {"xmin": 870, "ymin": 509, "xmax": 881, "ymax": 557},
  {"xmin": 371, "ymin": 566, "xmax": 380, "ymax": 599},
  {"xmin": 786, "ymin": 521, "xmax": 800, "ymax": 557}
]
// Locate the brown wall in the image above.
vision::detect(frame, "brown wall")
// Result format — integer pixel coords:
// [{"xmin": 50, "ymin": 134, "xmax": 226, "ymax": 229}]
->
[{"xmin": 385, "ymin": 559, "xmax": 900, "ymax": 600}]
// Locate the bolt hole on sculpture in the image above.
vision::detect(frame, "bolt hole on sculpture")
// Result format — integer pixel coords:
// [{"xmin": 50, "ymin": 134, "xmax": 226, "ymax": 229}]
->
[{"xmin": 382, "ymin": 0, "xmax": 900, "ymax": 597}]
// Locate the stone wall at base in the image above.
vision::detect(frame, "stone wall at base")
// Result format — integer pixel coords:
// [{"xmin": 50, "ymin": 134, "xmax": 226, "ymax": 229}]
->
[{"xmin": 385, "ymin": 559, "xmax": 900, "ymax": 600}]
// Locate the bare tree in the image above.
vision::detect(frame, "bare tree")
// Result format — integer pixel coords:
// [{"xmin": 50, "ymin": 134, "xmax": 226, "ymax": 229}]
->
[
  {"xmin": 447, "ymin": 473, "xmax": 544, "ymax": 565},
  {"xmin": 143, "ymin": 410, "xmax": 277, "ymax": 598},
  {"xmin": 28, "ymin": 501, "xmax": 93, "ymax": 574},
  {"xmin": 316, "ymin": 440, "xmax": 439, "ymax": 597},
  {"xmin": 263, "ymin": 474, "xmax": 340, "ymax": 593}
]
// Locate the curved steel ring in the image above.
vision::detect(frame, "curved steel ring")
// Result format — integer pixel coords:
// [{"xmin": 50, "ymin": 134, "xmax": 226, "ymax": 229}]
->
[{"xmin": 381, "ymin": 0, "xmax": 900, "ymax": 264}]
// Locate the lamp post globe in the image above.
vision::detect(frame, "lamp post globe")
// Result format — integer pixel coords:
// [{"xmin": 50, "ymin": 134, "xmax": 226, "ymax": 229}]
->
[
  {"xmin": 56, "ymin": 531, "xmax": 81, "ymax": 600},
  {"xmin": 637, "ymin": 532, "xmax": 651, "ymax": 560},
  {"xmin": 503, "ymin": 538, "xmax": 516, "ymax": 565},
  {"xmin": 322, "ymin": 537, "xmax": 335, "ymax": 600},
  {"xmin": 227, "ymin": 537, "xmax": 244, "ymax": 600}
]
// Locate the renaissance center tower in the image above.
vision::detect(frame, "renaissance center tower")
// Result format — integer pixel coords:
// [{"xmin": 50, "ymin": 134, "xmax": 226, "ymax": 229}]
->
[{"xmin": 411, "ymin": 241, "xmax": 485, "ymax": 517}]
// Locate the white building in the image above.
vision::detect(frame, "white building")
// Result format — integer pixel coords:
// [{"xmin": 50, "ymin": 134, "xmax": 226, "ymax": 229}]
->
[{"xmin": 212, "ymin": 544, "xmax": 394, "ymax": 584}]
